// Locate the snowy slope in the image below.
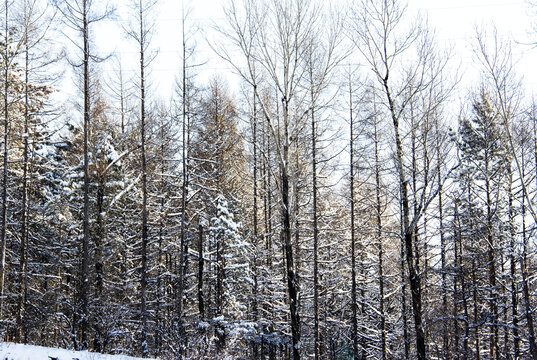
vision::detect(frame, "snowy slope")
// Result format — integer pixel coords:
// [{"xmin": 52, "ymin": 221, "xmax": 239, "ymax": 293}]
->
[{"xmin": 0, "ymin": 343, "xmax": 156, "ymax": 360}]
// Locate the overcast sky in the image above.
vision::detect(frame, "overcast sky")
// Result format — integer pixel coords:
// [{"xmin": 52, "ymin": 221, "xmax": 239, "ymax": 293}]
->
[{"xmin": 91, "ymin": 0, "xmax": 537, "ymax": 103}]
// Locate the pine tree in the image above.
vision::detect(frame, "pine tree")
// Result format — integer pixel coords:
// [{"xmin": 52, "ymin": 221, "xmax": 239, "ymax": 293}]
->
[{"xmin": 457, "ymin": 90, "xmax": 510, "ymax": 359}]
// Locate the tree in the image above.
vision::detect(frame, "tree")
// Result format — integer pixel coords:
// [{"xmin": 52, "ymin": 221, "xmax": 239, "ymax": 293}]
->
[
  {"xmin": 457, "ymin": 90, "xmax": 510, "ymax": 359},
  {"xmin": 216, "ymin": 1, "xmax": 335, "ymax": 357},
  {"xmin": 188, "ymin": 76, "xmax": 248, "ymax": 354},
  {"xmin": 16, "ymin": 0, "xmax": 57, "ymax": 342},
  {"xmin": 53, "ymin": 0, "xmax": 112, "ymax": 349},
  {"xmin": 473, "ymin": 29, "xmax": 537, "ymax": 358},
  {"xmin": 301, "ymin": 11, "xmax": 344, "ymax": 359},
  {"xmin": 0, "ymin": 0, "xmax": 26, "ymax": 318},
  {"xmin": 350, "ymin": 1, "xmax": 453, "ymax": 358},
  {"xmin": 124, "ymin": 0, "xmax": 158, "ymax": 354}
]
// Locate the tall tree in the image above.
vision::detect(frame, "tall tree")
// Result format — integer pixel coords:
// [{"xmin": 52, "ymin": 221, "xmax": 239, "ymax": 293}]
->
[
  {"xmin": 348, "ymin": 71, "xmax": 358, "ymax": 360},
  {"xmin": 53, "ymin": 0, "xmax": 112, "ymax": 349},
  {"xmin": 350, "ymin": 1, "xmax": 453, "ymax": 358},
  {"xmin": 16, "ymin": 0, "xmax": 56, "ymax": 343},
  {"xmin": 125, "ymin": 0, "xmax": 158, "ymax": 355},
  {"xmin": 302, "ymin": 11, "xmax": 343, "ymax": 358},
  {"xmin": 457, "ymin": 90, "xmax": 510, "ymax": 359},
  {"xmin": 0, "ymin": 0, "xmax": 25, "ymax": 318},
  {"xmin": 217, "ymin": 1, "xmax": 328, "ymax": 357}
]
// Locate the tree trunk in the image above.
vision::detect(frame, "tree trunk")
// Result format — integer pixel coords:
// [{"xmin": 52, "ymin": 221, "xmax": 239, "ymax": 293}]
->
[
  {"xmin": 177, "ymin": 5, "xmax": 189, "ymax": 356},
  {"xmin": 138, "ymin": 1, "xmax": 149, "ymax": 355},
  {"xmin": 311, "ymin": 70, "xmax": 320, "ymax": 360},
  {"xmin": 251, "ymin": 85, "xmax": 259, "ymax": 359},
  {"xmin": 282, "ymin": 98, "xmax": 300, "ymax": 360},
  {"xmin": 349, "ymin": 79, "xmax": 358, "ymax": 360},
  {"xmin": 401, "ymin": 220, "xmax": 410, "ymax": 360},
  {"xmin": 373, "ymin": 102, "xmax": 387, "ymax": 360},
  {"xmin": 0, "ymin": 0, "xmax": 8, "ymax": 320},
  {"xmin": 521, "ymin": 146, "xmax": 537, "ymax": 360},
  {"xmin": 80, "ymin": 0, "xmax": 90, "ymax": 348},
  {"xmin": 484, "ymin": 151, "xmax": 498, "ymax": 360},
  {"xmin": 197, "ymin": 222, "xmax": 204, "ymax": 318},
  {"xmin": 93, "ymin": 182, "xmax": 105, "ymax": 352},
  {"xmin": 438, "ymin": 162, "xmax": 447, "ymax": 359},
  {"xmin": 16, "ymin": 13, "xmax": 30, "ymax": 342},
  {"xmin": 384, "ymin": 77, "xmax": 426, "ymax": 360},
  {"xmin": 508, "ymin": 164, "xmax": 519, "ymax": 358}
]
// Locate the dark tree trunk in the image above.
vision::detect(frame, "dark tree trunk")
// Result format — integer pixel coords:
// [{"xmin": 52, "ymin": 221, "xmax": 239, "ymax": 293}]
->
[
  {"xmin": 80, "ymin": 0, "xmax": 90, "ymax": 349},
  {"xmin": 0, "ymin": 0, "xmax": 8, "ymax": 319},
  {"xmin": 93, "ymin": 182, "xmax": 105, "ymax": 352},
  {"xmin": 138, "ymin": 1, "xmax": 149, "ymax": 355},
  {"xmin": 401, "ymin": 221, "xmax": 410, "ymax": 360},
  {"xmin": 252, "ymin": 85, "xmax": 259, "ymax": 359},
  {"xmin": 349, "ymin": 77, "xmax": 358, "ymax": 360},
  {"xmin": 177, "ymin": 5, "xmax": 189, "ymax": 357},
  {"xmin": 383, "ymin": 76, "xmax": 425, "ymax": 360},
  {"xmin": 311, "ymin": 71, "xmax": 320, "ymax": 360},
  {"xmin": 197, "ymin": 223, "xmax": 204, "ymax": 318},
  {"xmin": 16, "ymin": 15, "xmax": 30, "ymax": 343},
  {"xmin": 282, "ymin": 98, "xmax": 300, "ymax": 360},
  {"xmin": 507, "ymin": 164, "xmax": 519, "ymax": 358},
  {"xmin": 521, "ymin": 143, "xmax": 537, "ymax": 360},
  {"xmin": 373, "ymin": 103, "xmax": 387, "ymax": 360}
]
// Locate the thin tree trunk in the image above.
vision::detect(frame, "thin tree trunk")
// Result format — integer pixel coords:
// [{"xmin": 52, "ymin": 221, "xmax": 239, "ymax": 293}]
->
[
  {"xmin": 215, "ymin": 221, "xmax": 225, "ymax": 350},
  {"xmin": 311, "ymin": 67, "xmax": 320, "ymax": 360},
  {"xmin": 452, "ymin": 201, "xmax": 463, "ymax": 360},
  {"xmin": 0, "ymin": 0, "xmax": 7, "ymax": 317},
  {"xmin": 138, "ymin": 1, "xmax": 149, "ymax": 355},
  {"xmin": 383, "ymin": 77, "xmax": 425, "ymax": 360},
  {"xmin": 16, "ymin": 9, "xmax": 30, "ymax": 342},
  {"xmin": 506, "ymin": 162, "xmax": 519, "ymax": 359},
  {"xmin": 437, "ymin": 129, "xmax": 448, "ymax": 359},
  {"xmin": 197, "ymin": 222, "xmax": 204, "ymax": 318},
  {"xmin": 521, "ymin": 141, "xmax": 537, "ymax": 360},
  {"xmin": 282, "ymin": 97, "xmax": 300, "ymax": 360},
  {"xmin": 80, "ymin": 0, "xmax": 90, "ymax": 348},
  {"xmin": 264, "ymin": 118, "xmax": 272, "ymax": 270},
  {"xmin": 177, "ymin": 5, "xmax": 188, "ymax": 356},
  {"xmin": 349, "ymin": 80, "xmax": 358, "ymax": 360},
  {"xmin": 252, "ymin": 84, "xmax": 259, "ymax": 359},
  {"xmin": 373, "ymin": 101, "xmax": 387, "ymax": 360},
  {"xmin": 401, "ymin": 220, "xmax": 410, "ymax": 360},
  {"xmin": 472, "ymin": 243, "xmax": 481, "ymax": 359},
  {"xmin": 95, "ymin": 184, "xmax": 104, "ymax": 298},
  {"xmin": 93, "ymin": 182, "xmax": 105, "ymax": 352},
  {"xmin": 484, "ymin": 151, "xmax": 497, "ymax": 360},
  {"xmin": 155, "ymin": 122, "xmax": 167, "ymax": 356}
]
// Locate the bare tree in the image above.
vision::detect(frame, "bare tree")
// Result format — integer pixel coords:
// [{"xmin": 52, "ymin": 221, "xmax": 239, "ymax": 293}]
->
[
  {"xmin": 0, "ymin": 0, "xmax": 26, "ymax": 319},
  {"xmin": 124, "ymin": 0, "xmax": 158, "ymax": 355},
  {"xmin": 215, "ymin": 1, "xmax": 330, "ymax": 357},
  {"xmin": 473, "ymin": 27, "xmax": 537, "ymax": 360},
  {"xmin": 350, "ymin": 1, "xmax": 453, "ymax": 358},
  {"xmin": 348, "ymin": 70, "xmax": 359, "ymax": 360},
  {"xmin": 53, "ymin": 0, "xmax": 112, "ymax": 349},
  {"xmin": 302, "ymin": 11, "xmax": 344, "ymax": 359},
  {"xmin": 15, "ymin": 0, "xmax": 57, "ymax": 343}
]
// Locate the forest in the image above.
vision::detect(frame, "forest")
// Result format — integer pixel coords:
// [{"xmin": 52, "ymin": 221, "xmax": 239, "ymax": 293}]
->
[{"xmin": 0, "ymin": 0, "xmax": 536, "ymax": 359}]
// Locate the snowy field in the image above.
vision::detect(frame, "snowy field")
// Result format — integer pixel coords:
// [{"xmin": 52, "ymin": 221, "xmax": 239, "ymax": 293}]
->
[{"xmin": 0, "ymin": 343, "xmax": 155, "ymax": 360}]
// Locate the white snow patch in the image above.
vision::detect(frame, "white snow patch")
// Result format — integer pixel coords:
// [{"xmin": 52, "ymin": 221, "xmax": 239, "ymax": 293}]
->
[{"xmin": 0, "ymin": 342, "xmax": 155, "ymax": 360}]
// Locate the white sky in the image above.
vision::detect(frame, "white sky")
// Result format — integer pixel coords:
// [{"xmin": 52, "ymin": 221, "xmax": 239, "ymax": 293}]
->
[{"xmin": 91, "ymin": 0, "xmax": 537, "ymax": 104}]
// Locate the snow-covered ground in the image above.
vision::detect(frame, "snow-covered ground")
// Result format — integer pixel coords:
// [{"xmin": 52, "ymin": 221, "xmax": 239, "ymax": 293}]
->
[{"xmin": 0, "ymin": 343, "xmax": 156, "ymax": 360}]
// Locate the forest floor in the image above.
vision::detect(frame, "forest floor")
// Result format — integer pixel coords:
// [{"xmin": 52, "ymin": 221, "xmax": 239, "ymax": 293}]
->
[{"xmin": 0, "ymin": 342, "xmax": 155, "ymax": 360}]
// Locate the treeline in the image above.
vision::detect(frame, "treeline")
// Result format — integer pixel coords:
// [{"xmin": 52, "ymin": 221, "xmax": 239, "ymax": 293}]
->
[{"xmin": 0, "ymin": 0, "xmax": 536, "ymax": 359}]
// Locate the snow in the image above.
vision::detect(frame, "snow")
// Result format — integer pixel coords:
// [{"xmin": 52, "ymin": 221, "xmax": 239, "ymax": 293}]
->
[
  {"xmin": 0, "ymin": 343, "xmax": 155, "ymax": 360},
  {"xmin": 35, "ymin": 143, "xmax": 57, "ymax": 158}
]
